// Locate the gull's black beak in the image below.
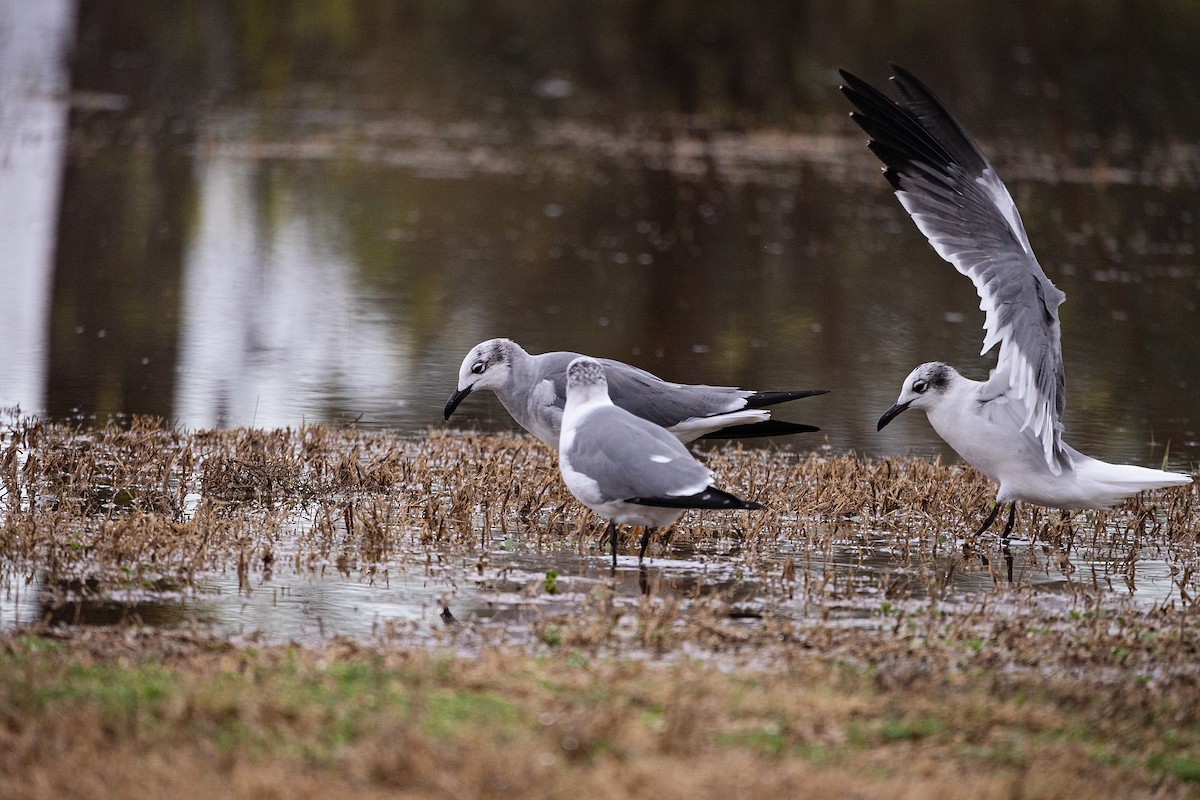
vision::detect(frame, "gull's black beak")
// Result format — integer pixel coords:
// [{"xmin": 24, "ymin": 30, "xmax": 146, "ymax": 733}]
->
[
  {"xmin": 444, "ymin": 387, "xmax": 472, "ymax": 420},
  {"xmin": 877, "ymin": 400, "xmax": 912, "ymax": 431}
]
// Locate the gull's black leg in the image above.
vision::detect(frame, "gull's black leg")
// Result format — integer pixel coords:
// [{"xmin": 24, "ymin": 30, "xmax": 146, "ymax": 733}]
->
[
  {"xmin": 1059, "ymin": 510, "xmax": 1075, "ymax": 553},
  {"xmin": 600, "ymin": 520, "xmax": 618, "ymax": 570},
  {"xmin": 969, "ymin": 501, "xmax": 1003, "ymax": 563},
  {"xmin": 1002, "ymin": 503, "xmax": 1017, "ymax": 536},
  {"xmin": 638, "ymin": 527, "xmax": 655, "ymax": 563},
  {"xmin": 609, "ymin": 521, "xmax": 619, "ymax": 570},
  {"xmin": 1000, "ymin": 503, "xmax": 1016, "ymax": 582},
  {"xmin": 974, "ymin": 501, "xmax": 1002, "ymax": 536}
]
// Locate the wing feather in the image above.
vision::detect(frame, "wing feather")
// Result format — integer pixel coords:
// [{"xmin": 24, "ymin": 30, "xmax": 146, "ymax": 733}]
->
[{"xmin": 841, "ymin": 65, "xmax": 1070, "ymax": 473}]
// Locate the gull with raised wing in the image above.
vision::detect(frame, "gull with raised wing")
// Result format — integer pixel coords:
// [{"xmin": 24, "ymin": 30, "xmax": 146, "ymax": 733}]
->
[
  {"xmin": 445, "ymin": 338, "xmax": 826, "ymax": 447},
  {"xmin": 840, "ymin": 65, "xmax": 1192, "ymax": 535},
  {"xmin": 558, "ymin": 356, "xmax": 762, "ymax": 567}
]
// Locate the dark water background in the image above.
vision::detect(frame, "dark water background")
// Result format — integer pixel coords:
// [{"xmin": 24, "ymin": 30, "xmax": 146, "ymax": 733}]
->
[{"xmin": 3, "ymin": 0, "xmax": 1199, "ymax": 470}]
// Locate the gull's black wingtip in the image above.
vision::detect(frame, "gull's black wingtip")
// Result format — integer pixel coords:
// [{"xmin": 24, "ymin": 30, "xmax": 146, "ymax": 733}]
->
[
  {"xmin": 888, "ymin": 62, "xmax": 919, "ymax": 84},
  {"xmin": 700, "ymin": 420, "xmax": 820, "ymax": 440},
  {"xmin": 745, "ymin": 388, "xmax": 830, "ymax": 408},
  {"xmin": 627, "ymin": 488, "xmax": 764, "ymax": 511},
  {"xmin": 837, "ymin": 69, "xmax": 870, "ymax": 103},
  {"xmin": 837, "ymin": 67, "xmax": 864, "ymax": 86}
]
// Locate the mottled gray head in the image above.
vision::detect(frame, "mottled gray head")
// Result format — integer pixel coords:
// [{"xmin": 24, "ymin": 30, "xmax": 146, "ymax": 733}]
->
[
  {"xmin": 877, "ymin": 361, "xmax": 958, "ymax": 430},
  {"xmin": 445, "ymin": 338, "xmax": 522, "ymax": 419},
  {"xmin": 566, "ymin": 356, "xmax": 607, "ymax": 393}
]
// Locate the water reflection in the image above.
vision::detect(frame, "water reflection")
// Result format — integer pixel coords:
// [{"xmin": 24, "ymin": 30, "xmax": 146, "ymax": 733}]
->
[
  {"xmin": 3, "ymin": 522, "xmax": 1188, "ymax": 647},
  {"xmin": 0, "ymin": 0, "xmax": 74, "ymax": 415},
  {"xmin": 0, "ymin": 1, "xmax": 1196, "ymax": 472},
  {"xmin": 176, "ymin": 152, "xmax": 410, "ymax": 428}
]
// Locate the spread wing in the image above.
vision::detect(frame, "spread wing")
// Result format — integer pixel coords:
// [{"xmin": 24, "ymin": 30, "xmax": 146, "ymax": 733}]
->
[{"xmin": 840, "ymin": 64, "xmax": 1070, "ymax": 473}]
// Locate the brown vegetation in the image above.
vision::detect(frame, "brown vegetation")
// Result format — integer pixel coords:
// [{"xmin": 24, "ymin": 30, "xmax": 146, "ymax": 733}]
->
[{"xmin": 1, "ymin": 416, "xmax": 1198, "ymax": 798}]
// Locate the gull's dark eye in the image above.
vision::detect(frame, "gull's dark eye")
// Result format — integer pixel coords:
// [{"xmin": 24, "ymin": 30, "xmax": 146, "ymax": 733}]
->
[
  {"xmin": 471, "ymin": 361, "xmax": 486, "ymax": 375},
  {"xmin": 912, "ymin": 380, "xmax": 928, "ymax": 393}
]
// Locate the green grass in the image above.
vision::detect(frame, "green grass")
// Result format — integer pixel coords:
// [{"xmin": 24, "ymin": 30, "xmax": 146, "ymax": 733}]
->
[
  {"xmin": 421, "ymin": 688, "xmax": 524, "ymax": 739},
  {"xmin": 32, "ymin": 661, "xmax": 177, "ymax": 716},
  {"xmin": 1148, "ymin": 753, "xmax": 1200, "ymax": 783},
  {"xmin": 877, "ymin": 714, "xmax": 947, "ymax": 743},
  {"xmin": 4, "ymin": 631, "xmax": 1200, "ymax": 798},
  {"xmin": 716, "ymin": 725, "xmax": 788, "ymax": 757}
]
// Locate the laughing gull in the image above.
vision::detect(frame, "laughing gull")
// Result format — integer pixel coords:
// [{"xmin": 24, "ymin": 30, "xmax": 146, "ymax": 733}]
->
[
  {"xmin": 840, "ymin": 65, "xmax": 1193, "ymax": 534},
  {"xmin": 445, "ymin": 338, "xmax": 827, "ymax": 448},
  {"xmin": 559, "ymin": 356, "xmax": 763, "ymax": 567}
]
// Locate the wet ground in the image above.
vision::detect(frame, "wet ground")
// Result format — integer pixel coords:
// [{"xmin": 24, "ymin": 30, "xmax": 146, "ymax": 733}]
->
[
  {"xmin": 2, "ymin": 421, "xmax": 1194, "ymax": 654},
  {"xmin": 9, "ymin": 529, "xmax": 1185, "ymax": 650}
]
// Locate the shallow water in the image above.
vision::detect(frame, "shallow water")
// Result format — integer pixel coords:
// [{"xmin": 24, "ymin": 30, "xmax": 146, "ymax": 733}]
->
[{"xmin": 4, "ymin": 515, "xmax": 1187, "ymax": 648}]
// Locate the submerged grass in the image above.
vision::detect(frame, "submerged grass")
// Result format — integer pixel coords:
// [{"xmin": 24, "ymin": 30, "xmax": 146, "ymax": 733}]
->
[{"xmin": 0, "ymin": 415, "xmax": 1198, "ymax": 798}]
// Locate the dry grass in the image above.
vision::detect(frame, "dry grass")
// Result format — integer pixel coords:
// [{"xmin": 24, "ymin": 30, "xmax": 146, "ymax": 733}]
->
[
  {"xmin": 1, "ymin": 415, "xmax": 1198, "ymax": 798},
  {"xmin": 2, "ymin": 628, "xmax": 1199, "ymax": 800}
]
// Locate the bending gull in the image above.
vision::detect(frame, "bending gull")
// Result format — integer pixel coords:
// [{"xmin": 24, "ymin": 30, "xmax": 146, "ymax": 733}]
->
[
  {"xmin": 558, "ymin": 356, "xmax": 763, "ymax": 567},
  {"xmin": 445, "ymin": 338, "xmax": 827, "ymax": 448},
  {"xmin": 840, "ymin": 65, "xmax": 1192, "ymax": 534}
]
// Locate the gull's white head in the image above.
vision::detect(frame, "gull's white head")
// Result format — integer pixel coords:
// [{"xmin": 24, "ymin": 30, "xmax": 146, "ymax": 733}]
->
[
  {"xmin": 877, "ymin": 362, "xmax": 959, "ymax": 430},
  {"xmin": 444, "ymin": 338, "xmax": 522, "ymax": 420}
]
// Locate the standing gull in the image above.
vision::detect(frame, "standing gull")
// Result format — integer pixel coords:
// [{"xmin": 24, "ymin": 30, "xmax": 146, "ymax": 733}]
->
[
  {"xmin": 558, "ymin": 356, "xmax": 762, "ymax": 567},
  {"xmin": 445, "ymin": 338, "xmax": 826, "ymax": 447},
  {"xmin": 840, "ymin": 65, "xmax": 1192, "ymax": 534}
]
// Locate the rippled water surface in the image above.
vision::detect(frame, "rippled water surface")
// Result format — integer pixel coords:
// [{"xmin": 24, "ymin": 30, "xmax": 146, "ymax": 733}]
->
[{"xmin": 3, "ymin": 511, "xmax": 1189, "ymax": 648}]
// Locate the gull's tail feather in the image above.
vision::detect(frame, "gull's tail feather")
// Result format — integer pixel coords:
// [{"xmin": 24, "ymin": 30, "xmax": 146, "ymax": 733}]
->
[
  {"xmin": 1074, "ymin": 458, "xmax": 1192, "ymax": 506},
  {"xmin": 668, "ymin": 409, "xmax": 770, "ymax": 440},
  {"xmin": 666, "ymin": 391, "xmax": 827, "ymax": 442}
]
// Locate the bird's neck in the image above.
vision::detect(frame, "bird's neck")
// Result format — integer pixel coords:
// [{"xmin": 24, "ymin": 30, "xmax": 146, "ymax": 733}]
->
[
  {"xmin": 494, "ymin": 350, "xmax": 537, "ymax": 402},
  {"xmin": 563, "ymin": 386, "xmax": 612, "ymax": 424},
  {"xmin": 924, "ymin": 375, "xmax": 989, "ymax": 444}
]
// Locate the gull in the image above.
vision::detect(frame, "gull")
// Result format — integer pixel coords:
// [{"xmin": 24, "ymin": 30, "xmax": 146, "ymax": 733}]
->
[
  {"xmin": 840, "ymin": 65, "xmax": 1193, "ymax": 535},
  {"xmin": 559, "ymin": 356, "xmax": 763, "ymax": 567},
  {"xmin": 445, "ymin": 338, "xmax": 826, "ymax": 448}
]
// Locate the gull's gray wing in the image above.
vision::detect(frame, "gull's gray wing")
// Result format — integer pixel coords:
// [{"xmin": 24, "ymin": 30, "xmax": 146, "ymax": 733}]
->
[
  {"xmin": 541, "ymin": 353, "xmax": 747, "ymax": 424},
  {"xmin": 563, "ymin": 406, "xmax": 711, "ymax": 501},
  {"xmin": 533, "ymin": 352, "xmax": 824, "ymax": 441},
  {"xmin": 602, "ymin": 360, "xmax": 751, "ymax": 427},
  {"xmin": 499, "ymin": 351, "xmax": 686, "ymax": 444},
  {"xmin": 841, "ymin": 65, "xmax": 1069, "ymax": 473}
]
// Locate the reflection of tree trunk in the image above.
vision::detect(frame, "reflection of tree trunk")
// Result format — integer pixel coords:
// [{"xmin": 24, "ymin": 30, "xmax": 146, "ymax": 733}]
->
[
  {"xmin": 46, "ymin": 136, "xmax": 193, "ymax": 420},
  {"xmin": 44, "ymin": 0, "xmax": 200, "ymax": 421},
  {"xmin": 0, "ymin": 0, "xmax": 74, "ymax": 413}
]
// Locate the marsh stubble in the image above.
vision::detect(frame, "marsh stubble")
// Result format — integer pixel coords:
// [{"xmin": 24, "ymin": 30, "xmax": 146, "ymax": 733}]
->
[{"xmin": 1, "ymin": 417, "xmax": 1198, "ymax": 797}]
